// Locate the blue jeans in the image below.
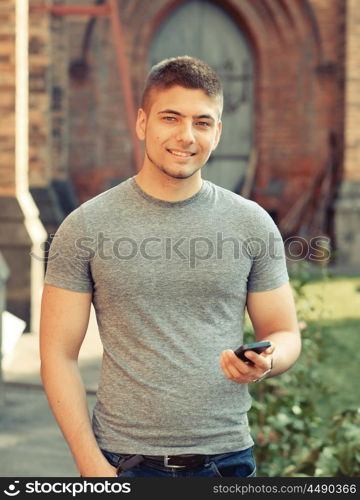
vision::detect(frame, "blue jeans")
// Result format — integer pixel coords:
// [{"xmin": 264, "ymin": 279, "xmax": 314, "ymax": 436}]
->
[{"xmin": 101, "ymin": 447, "xmax": 256, "ymax": 477}]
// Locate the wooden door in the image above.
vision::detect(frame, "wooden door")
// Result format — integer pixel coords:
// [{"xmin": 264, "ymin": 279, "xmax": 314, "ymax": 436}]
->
[{"xmin": 150, "ymin": 0, "xmax": 254, "ymax": 192}]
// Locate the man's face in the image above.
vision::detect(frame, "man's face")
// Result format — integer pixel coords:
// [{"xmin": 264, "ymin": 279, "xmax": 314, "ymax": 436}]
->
[{"xmin": 136, "ymin": 85, "xmax": 222, "ymax": 180}]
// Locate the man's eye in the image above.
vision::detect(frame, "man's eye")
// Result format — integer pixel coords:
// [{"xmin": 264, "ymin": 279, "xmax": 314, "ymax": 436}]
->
[
  {"xmin": 197, "ymin": 121, "xmax": 211, "ymax": 127},
  {"xmin": 163, "ymin": 116, "xmax": 176, "ymax": 121}
]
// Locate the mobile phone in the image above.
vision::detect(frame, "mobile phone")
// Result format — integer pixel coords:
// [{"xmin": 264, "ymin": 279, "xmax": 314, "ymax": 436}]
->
[{"xmin": 234, "ymin": 341, "xmax": 271, "ymax": 363}]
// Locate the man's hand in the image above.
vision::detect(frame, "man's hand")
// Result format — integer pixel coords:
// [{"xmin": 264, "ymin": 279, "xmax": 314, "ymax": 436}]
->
[{"xmin": 220, "ymin": 343, "xmax": 275, "ymax": 384}]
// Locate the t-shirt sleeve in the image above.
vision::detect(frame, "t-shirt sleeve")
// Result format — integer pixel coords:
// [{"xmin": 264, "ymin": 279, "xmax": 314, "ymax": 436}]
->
[
  {"xmin": 246, "ymin": 205, "xmax": 289, "ymax": 293},
  {"xmin": 44, "ymin": 206, "xmax": 94, "ymax": 293}
]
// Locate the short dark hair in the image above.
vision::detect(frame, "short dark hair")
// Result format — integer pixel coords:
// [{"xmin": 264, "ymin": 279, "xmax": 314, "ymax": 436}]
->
[{"xmin": 141, "ymin": 55, "xmax": 223, "ymax": 113}]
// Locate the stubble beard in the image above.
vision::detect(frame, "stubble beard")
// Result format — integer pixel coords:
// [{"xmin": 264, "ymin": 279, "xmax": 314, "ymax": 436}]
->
[{"xmin": 145, "ymin": 149, "xmax": 203, "ymax": 180}]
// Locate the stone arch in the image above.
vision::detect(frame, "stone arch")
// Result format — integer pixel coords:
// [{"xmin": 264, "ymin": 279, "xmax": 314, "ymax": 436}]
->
[
  {"xmin": 127, "ymin": 0, "xmax": 322, "ymax": 92},
  {"xmin": 126, "ymin": 0, "xmax": 323, "ymax": 194}
]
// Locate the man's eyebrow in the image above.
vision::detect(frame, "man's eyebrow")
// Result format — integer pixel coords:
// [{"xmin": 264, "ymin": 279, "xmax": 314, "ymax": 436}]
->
[
  {"xmin": 194, "ymin": 114, "xmax": 215, "ymax": 121},
  {"xmin": 158, "ymin": 109, "xmax": 215, "ymax": 121},
  {"xmin": 158, "ymin": 109, "xmax": 184, "ymax": 116}
]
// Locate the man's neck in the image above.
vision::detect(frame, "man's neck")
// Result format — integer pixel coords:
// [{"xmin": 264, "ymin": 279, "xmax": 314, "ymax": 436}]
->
[{"xmin": 135, "ymin": 166, "xmax": 203, "ymax": 202}]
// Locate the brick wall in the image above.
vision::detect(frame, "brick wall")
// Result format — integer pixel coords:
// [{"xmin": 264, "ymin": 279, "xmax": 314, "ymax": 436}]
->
[
  {"xmin": 0, "ymin": 0, "xmax": 50, "ymax": 191},
  {"xmin": 0, "ymin": 0, "xmax": 33, "ymax": 328},
  {"xmin": 0, "ymin": 0, "xmax": 16, "ymax": 197},
  {"xmin": 29, "ymin": 0, "xmax": 51, "ymax": 188},
  {"xmin": 343, "ymin": 0, "xmax": 360, "ymax": 182},
  {"xmin": 48, "ymin": 5, "xmax": 69, "ymax": 182},
  {"xmin": 334, "ymin": 0, "xmax": 360, "ymax": 267},
  {"xmin": 0, "ymin": 0, "xmax": 15, "ymax": 403},
  {"xmin": 66, "ymin": 14, "xmax": 134, "ymax": 201}
]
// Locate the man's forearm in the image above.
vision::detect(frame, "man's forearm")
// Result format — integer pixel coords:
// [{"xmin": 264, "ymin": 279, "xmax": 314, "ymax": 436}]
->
[
  {"xmin": 40, "ymin": 358, "xmax": 115, "ymax": 477},
  {"xmin": 259, "ymin": 330, "xmax": 301, "ymax": 378}
]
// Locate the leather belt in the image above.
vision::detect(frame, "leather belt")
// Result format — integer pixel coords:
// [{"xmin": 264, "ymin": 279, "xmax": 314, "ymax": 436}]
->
[
  {"xmin": 116, "ymin": 453, "xmax": 214, "ymax": 473},
  {"xmin": 144, "ymin": 454, "xmax": 209, "ymax": 469}
]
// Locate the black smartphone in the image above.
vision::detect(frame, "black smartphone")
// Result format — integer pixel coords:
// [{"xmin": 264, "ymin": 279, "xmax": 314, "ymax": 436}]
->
[{"xmin": 234, "ymin": 341, "xmax": 271, "ymax": 363}]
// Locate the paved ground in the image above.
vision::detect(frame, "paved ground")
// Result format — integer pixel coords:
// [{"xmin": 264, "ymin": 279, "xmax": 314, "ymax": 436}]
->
[{"xmin": 0, "ymin": 307, "xmax": 102, "ymax": 477}]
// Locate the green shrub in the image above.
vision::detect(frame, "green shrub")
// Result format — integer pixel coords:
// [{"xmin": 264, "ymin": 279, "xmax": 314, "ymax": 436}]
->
[{"xmin": 247, "ymin": 263, "xmax": 360, "ymax": 477}]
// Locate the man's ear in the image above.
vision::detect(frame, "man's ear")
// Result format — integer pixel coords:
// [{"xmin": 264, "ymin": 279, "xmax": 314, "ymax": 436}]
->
[
  {"xmin": 136, "ymin": 108, "xmax": 147, "ymax": 141},
  {"xmin": 212, "ymin": 120, "xmax": 222, "ymax": 151}
]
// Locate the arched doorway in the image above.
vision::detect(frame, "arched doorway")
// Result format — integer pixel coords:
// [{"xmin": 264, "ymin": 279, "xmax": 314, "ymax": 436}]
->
[{"xmin": 150, "ymin": 0, "xmax": 254, "ymax": 192}]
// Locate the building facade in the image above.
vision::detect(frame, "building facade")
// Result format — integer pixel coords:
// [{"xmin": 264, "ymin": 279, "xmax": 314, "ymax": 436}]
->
[{"xmin": 0, "ymin": 0, "xmax": 359, "ymax": 331}]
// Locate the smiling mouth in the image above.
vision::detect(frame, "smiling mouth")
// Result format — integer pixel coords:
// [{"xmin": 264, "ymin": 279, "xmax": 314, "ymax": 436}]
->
[{"xmin": 167, "ymin": 149, "xmax": 196, "ymax": 158}]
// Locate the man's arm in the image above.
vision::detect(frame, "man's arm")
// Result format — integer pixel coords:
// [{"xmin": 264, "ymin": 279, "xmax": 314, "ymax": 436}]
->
[
  {"xmin": 220, "ymin": 282, "xmax": 301, "ymax": 384},
  {"xmin": 40, "ymin": 284, "xmax": 116, "ymax": 477}
]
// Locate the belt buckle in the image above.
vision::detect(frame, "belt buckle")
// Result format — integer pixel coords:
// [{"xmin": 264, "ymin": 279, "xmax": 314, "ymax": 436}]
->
[{"xmin": 164, "ymin": 455, "xmax": 186, "ymax": 469}]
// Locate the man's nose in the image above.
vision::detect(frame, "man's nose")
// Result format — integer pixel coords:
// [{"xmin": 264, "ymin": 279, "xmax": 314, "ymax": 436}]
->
[{"xmin": 176, "ymin": 122, "xmax": 195, "ymax": 144}]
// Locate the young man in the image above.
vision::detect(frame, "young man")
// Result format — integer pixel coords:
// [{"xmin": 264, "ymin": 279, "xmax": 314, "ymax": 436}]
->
[{"xmin": 40, "ymin": 56, "xmax": 300, "ymax": 477}]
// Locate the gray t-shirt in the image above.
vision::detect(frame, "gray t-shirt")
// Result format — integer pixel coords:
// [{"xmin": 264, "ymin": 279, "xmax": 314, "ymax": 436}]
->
[{"xmin": 45, "ymin": 176, "xmax": 289, "ymax": 455}]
